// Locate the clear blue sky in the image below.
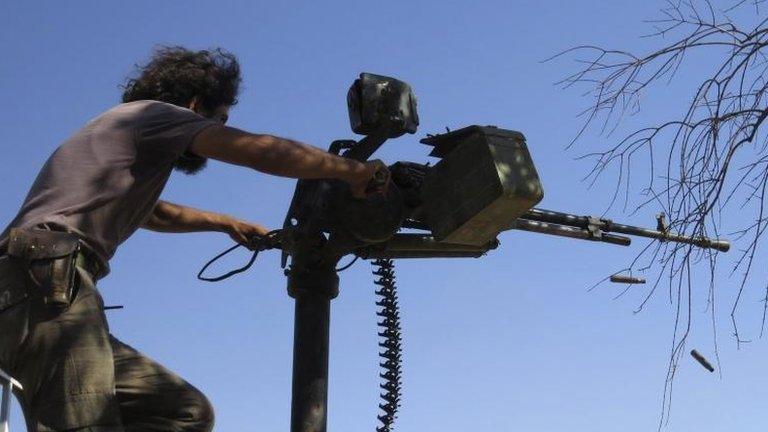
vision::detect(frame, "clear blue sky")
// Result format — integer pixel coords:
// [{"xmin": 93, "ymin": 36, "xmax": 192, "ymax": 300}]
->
[{"xmin": 2, "ymin": 1, "xmax": 766, "ymax": 431}]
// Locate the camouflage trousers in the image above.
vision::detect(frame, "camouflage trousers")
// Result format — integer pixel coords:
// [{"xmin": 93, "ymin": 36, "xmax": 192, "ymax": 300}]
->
[{"xmin": 0, "ymin": 259, "xmax": 214, "ymax": 432}]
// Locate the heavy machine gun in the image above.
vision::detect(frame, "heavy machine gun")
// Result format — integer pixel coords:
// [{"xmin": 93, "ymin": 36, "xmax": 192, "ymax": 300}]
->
[{"xmin": 200, "ymin": 73, "xmax": 730, "ymax": 432}]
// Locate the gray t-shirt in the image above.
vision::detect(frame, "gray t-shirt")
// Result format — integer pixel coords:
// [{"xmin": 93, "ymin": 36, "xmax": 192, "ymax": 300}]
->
[{"xmin": 0, "ymin": 100, "xmax": 218, "ymax": 275}]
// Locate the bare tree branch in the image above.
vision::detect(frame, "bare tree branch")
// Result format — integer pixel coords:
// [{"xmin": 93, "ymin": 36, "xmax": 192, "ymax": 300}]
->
[{"xmin": 550, "ymin": 0, "xmax": 768, "ymax": 427}]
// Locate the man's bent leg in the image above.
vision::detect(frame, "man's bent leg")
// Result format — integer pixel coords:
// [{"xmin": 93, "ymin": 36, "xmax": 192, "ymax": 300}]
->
[
  {"xmin": 9, "ymin": 267, "xmax": 123, "ymax": 432},
  {"xmin": 111, "ymin": 336, "xmax": 214, "ymax": 432}
]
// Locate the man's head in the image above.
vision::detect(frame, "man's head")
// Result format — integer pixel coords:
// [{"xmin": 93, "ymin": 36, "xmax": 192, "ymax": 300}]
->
[{"xmin": 122, "ymin": 46, "xmax": 242, "ymax": 174}]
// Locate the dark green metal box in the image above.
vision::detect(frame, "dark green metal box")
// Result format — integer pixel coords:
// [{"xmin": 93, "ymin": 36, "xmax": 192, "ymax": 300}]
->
[{"xmin": 419, "ymin": 126, "xmax": 544, "ymax": 246}]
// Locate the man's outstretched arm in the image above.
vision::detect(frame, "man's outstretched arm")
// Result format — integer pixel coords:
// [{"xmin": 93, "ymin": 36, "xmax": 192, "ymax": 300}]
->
[
  {"xmin": 142, "ymin": 200, "xmax": 267, "ymax": 245},
  {"xmin": 189, "ymin": 125, "xmax": 383, "ymax": 197}
]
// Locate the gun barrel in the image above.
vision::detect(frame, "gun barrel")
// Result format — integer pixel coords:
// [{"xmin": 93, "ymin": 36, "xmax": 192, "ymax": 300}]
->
[
  {"xmin": 510, "ymin": 219, "xmax": 631, "ymax": 246},
  {"xmin": 523, "ymin": 208, "xmax": 589, "ymax": 227},
  {"xmin": 610, "ymin": 222, "xmax": 731, "ymax": 252},
  {"xmin": 522, "ymin": 208, "xmax": 730, "ymax": 253}
]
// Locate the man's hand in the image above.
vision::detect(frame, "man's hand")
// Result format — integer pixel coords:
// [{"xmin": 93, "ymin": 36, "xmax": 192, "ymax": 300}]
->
[
  {"xmin": 221, "ymin": 216, "xmax": 270, "ymax": 248},
  {"xmin": 346, "ymin": 159, "xmax": 391, "ymax": 199}
]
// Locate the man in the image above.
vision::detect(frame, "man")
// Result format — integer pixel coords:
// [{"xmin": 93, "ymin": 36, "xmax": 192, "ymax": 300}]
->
[{"xmin": 0, "ymin": 46, "xmax": 384, "ymax": 431}]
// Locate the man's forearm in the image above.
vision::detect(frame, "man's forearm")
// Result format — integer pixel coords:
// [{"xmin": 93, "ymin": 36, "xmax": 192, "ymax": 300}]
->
[
  {"xmin": 241, "ymin": 133, "xmax": 364, "ymax": 181},
  {"xmin": 191, "ymin": 126, "xmax": 367, "ymax": 183},
  {"xmin": 142, "ymin": 200, "xmax": 229, "ymax": 233}
]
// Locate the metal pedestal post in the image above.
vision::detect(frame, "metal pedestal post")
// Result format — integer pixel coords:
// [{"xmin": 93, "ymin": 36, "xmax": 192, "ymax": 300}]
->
[
  {"xmin": 290, "ymin": 293, "xmax": 331, "ymax": 432},
  {"xmin": 287, "ymin": 266, "xmax": 339, "ymax": 432}
]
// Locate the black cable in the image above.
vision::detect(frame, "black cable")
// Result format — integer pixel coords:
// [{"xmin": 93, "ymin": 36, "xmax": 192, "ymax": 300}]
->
[
  {"xmin": 372, "ymin": 258, "xmax": 402, "ymax": 432},
  {"xmin": 335, "ymin": 256, "xmax": 360, "ymax": 272},
  {"xmin": 197, "ymin": 244, "xmax": 259, "ymax": 282},
  {"xmin": 197, "ymin": 230, "xmax": 282, "ymax": 282}
]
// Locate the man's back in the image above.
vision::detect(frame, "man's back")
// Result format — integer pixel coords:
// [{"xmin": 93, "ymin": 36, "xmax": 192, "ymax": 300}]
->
[{"xmin": 1, "ymin": 100, "xmax": 216, "ymax": 272}]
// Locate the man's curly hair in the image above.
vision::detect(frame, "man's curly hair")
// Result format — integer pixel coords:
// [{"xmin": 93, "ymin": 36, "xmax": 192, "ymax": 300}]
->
[{"xmin": 122, "ymin": 46, "xmax": 241, "ymax": 112}]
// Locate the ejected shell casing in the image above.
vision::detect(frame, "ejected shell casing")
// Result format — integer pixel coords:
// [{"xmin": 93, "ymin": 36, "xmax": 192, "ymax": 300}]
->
[
  {"xmin": 690, "ymin": 349, "xmax": 715, "ymax": 372},
  {"xmin": 609, "ymin": 274, "xmax": 646, "ymax": 284}
]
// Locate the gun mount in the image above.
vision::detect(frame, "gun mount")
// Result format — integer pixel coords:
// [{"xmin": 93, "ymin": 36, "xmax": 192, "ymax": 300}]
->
[{"xmin": 200, "ymin": 73, "xmax": 731, "ymax": 432}]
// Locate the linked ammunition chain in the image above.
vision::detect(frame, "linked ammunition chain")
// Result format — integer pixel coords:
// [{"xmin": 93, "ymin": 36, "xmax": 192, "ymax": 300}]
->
[{"xmin": 372, "ymin": 258, "xmax": 402, "ymax": 432}]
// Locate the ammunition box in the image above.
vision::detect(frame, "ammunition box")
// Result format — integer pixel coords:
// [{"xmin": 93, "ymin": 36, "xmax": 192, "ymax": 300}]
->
[{"xmin": 419, "ymin": 126, "xmax": 544, "ymax": 246}]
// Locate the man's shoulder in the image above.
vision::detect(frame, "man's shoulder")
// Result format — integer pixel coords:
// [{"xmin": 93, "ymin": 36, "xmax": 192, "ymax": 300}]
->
[
  {"xmin": 82, "ymin": 101, "xmax": 207, "ymax": 138},
  {"xmin": 102, "ymin": 100, "xmax": 195, "ymax": 119}
]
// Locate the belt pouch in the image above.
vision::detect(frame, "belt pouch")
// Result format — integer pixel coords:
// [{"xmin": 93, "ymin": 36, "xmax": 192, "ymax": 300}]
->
[{"xmin": 7, "ymin": 227, "xmax": 80, "ymax": 311}]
